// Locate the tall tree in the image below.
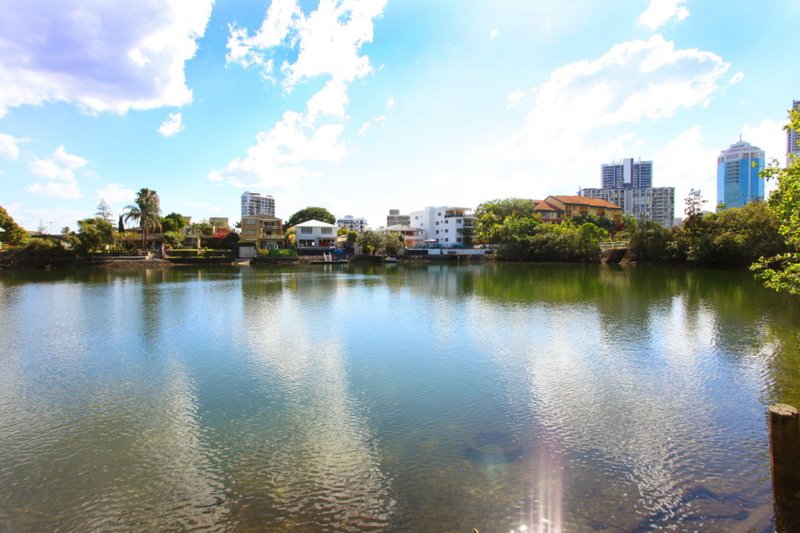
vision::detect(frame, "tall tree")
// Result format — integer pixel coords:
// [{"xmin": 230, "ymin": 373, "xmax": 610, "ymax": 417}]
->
[
  {"xmin": 161, "ymin": 212, "xmax": 187, "ymax": 233},
  {"xmin": 285, "ymin": 207, "xmax": 336, "ymax": 230},
  {"xmin": 752, "ymin": 107, "xmax": 800, "ymax": 294},
  {"xmin": 96, "ymin": 199, "xmax": 113, "ymax": 222},
  {"xmin": 124, "ymin": 188, "xmax": 161, "ymax": 251},
  {"xmin": 0, "ymin": 205, "xmax": 28, "ymax": 244},
  {"xmin": 474, "ymin": 198, "xmax": 537, "ymax": 244},
  {"xmin": 77, "ymin": 217, "xmax": 115, "ymax": 253}
]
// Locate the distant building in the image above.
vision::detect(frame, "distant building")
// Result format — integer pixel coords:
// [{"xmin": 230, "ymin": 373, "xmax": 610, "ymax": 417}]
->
[
  {"xmin": 292, "ymin": 219, "xmax": 338, "ymax": 248},
  {"xmin": 387, "ymin": 209, "xmax": 410, "ymax": 227},
  {"xmin": 409, "ymin": 206, "xmax": 475, "ymax": 247},
  {"xmin": 209, "ymin": 217, "xmax": 229, "ymax": 233},
  {"xmin": 534, "ymin": 195, "xmax": 623, "ymax": 225},
  {"xmin": 601, "ymin": 158, "xmax": 652, "ymax": 189},
  {"xmin": 241, "ymin": 191, "xmax": 275, "ymax": 218},
  {"xmin": 716, "ymin": 139, "xmax": 765, "ymax": 209},
  {"xmin": 336, "ymin": 215, "xmax": 367, "ymax": 232},
  {"xmin": 241, "ymin": 215, "xmax": 283, "ymax": 249},
  {"xmin": 377, "ymin": 224, "xmax": 423, "ymax": 248},
  {"xmin": 788, "ymin": 100, "xmax": 800, "ymax": 166},
  {"xmin": 580, "ymin": 187, "xmax": 675, "ymax": 227}
]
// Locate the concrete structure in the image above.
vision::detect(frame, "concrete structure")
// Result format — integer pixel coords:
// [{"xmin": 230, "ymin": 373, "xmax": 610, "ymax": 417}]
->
[
  {"xmin": 409, "ymin": 206, "xmax": 475, "ymax": 247},
  {"xmin": 788, "ymin": 100, "xmax": 800, "ymax": 166},
  {"xmin": 717, "ymin": 139, "xmax": 765, "ymax": 209},
  {"xmin": 241, "ymin": 215, "xmax": 283, "ymax": 249},
  {"xmin": 241, "ymin": 191, "xmax": 275, "ymax": 218},
  {"xmin": 580, "ymin": 187, "xmax": 675, "ymax": 227},
  {"xmin": 336, "ymin": 215, "xmax": 367, "ymax": 232},
  {"xmin": 533, "ymin": 195, "xmax": 623, "ymax": 225},
  {"xmin": 387, "ymin": 209, "xmax": 410, "ymax": 227},
  {"xmin": 601, "ymin": 158, "xmax": 652, "ymax": 189},
  {"xmin": 292, "ymin": 219, "xmax": 338, "ymax": 248},
  {"xmin": 378, "ymin": 224, "xmax": 423, "ymax": 248}
]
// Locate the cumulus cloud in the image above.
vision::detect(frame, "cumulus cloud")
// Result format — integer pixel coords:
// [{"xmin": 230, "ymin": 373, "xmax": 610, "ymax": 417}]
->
[
  {"xmin": 655, "ymin": 126, "xmax": 719, "ymax": 207},
  {"xmin": 638, "ymin": 0, "xmax": 690, "ymax": 31},
  {"xmin": 215, "ymin": 0, "xmax": 387, "ymax": 189},
  {"xmin": 96, "ymin": 183, "xmax": 135, "ymax": 204},
  {"xmin": 0, "ymin": 132, "xmax": 21, "ymax": 160},
  {"xmin": 358, "ymin": 115, "xmax": 385, "ymax": 135},
  {"xmin": 27, "ymin": 145, "xmax": 87, "ymax": 199},
  {"xmin": 158, "ymin": 112, "xmax": 185, "ymax": 137},
  {"xmin": 742, "ymin": 118, "xmax": 787, "ymax": 163},
  {"xmin": 507, "ymin": 89, "xmax": 526, "ymax": 108},
  {"xmin": 0, "ymin": 0, "xmax": 213, "ymax": 117}
]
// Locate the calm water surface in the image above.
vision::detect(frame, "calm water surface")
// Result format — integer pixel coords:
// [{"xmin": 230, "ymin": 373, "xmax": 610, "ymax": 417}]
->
[{"xmin": 1, "ymin": 264, "xmax": 799, "ymax": 532}]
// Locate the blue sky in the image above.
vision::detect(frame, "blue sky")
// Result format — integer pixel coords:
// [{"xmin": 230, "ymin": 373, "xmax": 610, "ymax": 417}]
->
[{"xmin": 1, "ymin": 0, "xmax": 798, "ymax": 232}]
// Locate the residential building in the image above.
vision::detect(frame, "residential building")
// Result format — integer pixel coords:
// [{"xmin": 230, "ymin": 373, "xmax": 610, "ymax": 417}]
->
[
  {"xmin": 580, "ymin": 187, "xmax": 675, "ymax": 227},
  {"xmin": 409, "ymin": 206, "xmax": 475, "ymax": 247},
  {"xmin": 533, "ymin": 195, "xmax": 623, "ymax": 225},
  {"xmin": 716, "ymin": 139, "xmax": 765, "ymax": 209},
  {"xmin": 336, "ymin": 215, "xmax": 367, "ymax": 232},
  {"xmin": 209, "ymin": 217, "xmax": 229, "ymax": 233},
  {"xmin": 788, "ymin": 100, "xmax": 800, "ymax": 166},
  {"xmin": 241, "ymin": 191, "xmax": 275, "ymax": 217},
  {"xmin": 241, "ymin": 215, "xmax": 283, "ymax": 249},
  {"xmin": 387, "ymin": 209, "xmax": 410, "ymax": 227},
  {"xmin": 377, "ymin": 224, "xmax": 423, "ymax": 248},
  {"xmin": 292, "ymin": 219, "xmax": 338, "ymax": 248},
  {"xmin": 601, "ymin": 158, "xmax": 652, "ymax": 189}
]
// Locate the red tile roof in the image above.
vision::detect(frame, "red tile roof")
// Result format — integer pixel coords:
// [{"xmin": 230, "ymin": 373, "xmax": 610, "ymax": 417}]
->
[{"xmin": 548, "ymin": 195, "xmax": 621, "ymax": 209}]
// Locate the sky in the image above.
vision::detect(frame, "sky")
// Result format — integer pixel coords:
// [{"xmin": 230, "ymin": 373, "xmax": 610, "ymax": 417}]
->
[{"xmin": 1, "ymin": 0, "xmax": 798, "ymax": 232}]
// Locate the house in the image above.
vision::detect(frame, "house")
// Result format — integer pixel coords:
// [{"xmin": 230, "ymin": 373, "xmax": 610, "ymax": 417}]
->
[
  {"xmin": 241, "ymin": 215, "xmax": 283, "ymax": 249},
  {"xmin": 292, "ymin": 219, "xmax": 338, "ymax": 248},
  {"xmin": 409, "ymin": 206, "xmax": 476, "ymax": 247},
  {"xmin": 377, "ymin": 224, "xmax": 424, "ymax": 248},
  {"xmin": 533, "ymin": 195, "xmax": 622, "ymax": 225}
]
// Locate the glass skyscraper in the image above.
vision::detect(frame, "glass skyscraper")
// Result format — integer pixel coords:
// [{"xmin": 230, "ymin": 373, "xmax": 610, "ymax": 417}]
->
[{"xmin": 716, "ymin": 139, "xmax": 764, "ymax": 209}]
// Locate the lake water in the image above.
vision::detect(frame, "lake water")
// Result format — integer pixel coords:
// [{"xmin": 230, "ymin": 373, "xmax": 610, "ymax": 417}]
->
[{"xmin": 1, "ymin": 263, "xmax": 799, "ymax": 532}]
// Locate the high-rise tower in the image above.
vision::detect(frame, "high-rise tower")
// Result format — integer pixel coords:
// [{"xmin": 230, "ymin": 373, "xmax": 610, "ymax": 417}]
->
[
  {"xmin": 241, "ymin": 191, "xmax": 275, "ymax": 218},
  {"xmin": 601, "ymin": 158, "xmax": 652, "ymax": 189},
  {"xmin": 716, "ymin": 139, "xmax": 765, "ymax": 209}
]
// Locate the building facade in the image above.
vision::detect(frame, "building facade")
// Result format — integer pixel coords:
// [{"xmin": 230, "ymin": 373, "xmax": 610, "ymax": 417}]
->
[
  {"xmin": 716, "ymin": 139, "xmax": 765, "ymax": 209},
  {"xmin": 241, "ymin": 215, "xmax": 283, "ymax": 249},
  {"xmin": 788, "ymin": 100, "xmax": 800, "ymax": 166},
  {"xmin": 601, "ymin": 158, "xmax": 653, "ymax": 189},
  {"xmin": 292, "ymin": 219, "xmax": 338, "ymax": 248},
  {"xmin": 336, "ymin": 215, "xmax": 367, "ymax": 232},
  {"xmin": 580, "ymin": 187, "xmax": 675, "ymax": 227},
  {"xmin": 241, "ymin": 191, "xmax": 275, "ymax": 218},
  {"xmin": 409, "ymin": 206, "xmax": 475, "ymax": 247},
  {"xmin": 387, "ymin": 209, "xmax": 410, "ymax": 227},
  {"xmin": 534, "ymin": 196, "xmax": 623, "ymax": 225}
]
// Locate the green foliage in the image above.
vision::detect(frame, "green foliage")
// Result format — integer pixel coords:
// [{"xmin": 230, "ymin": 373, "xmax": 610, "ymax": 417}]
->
[
  {"xmin": 1, "ymin": 237, "xmax": 77, "ymax": 268},
  {"xmin": 571, "ymin": 213, "xmax": 617, "ymax": 233},
  {"xmin": 357, "ymin": 230, "xmax": 403, "ymax": 256},
  {"xmin": 124, "ymin": 188, "xmax": 161, "ymax": 250},
  {"xmin": 77, "ymin": 217, "xmax": 116, "ymax": 252},
  {"xmin": 161, "ymin": 212, "xmax": 187, "ymax": 233},
  {"xmin": 162, "ymin": 231, "xmax": 185, "ymax": 248},
  {"xmin": 496, "ymin": 217, "xmax": 606, "ymax": 262},
  {"xmin": 629, "ymin": 220, "xmax": 682, "ymax": 263},
  {"xmin": 95, "ymin": 199, "xmax": 113, "ymax": 222},
  {"xmin": 285, "ymin": 207, "xmax": 336, "ymax": 230},
  {"xmin": 0, "ymin": 205, "xmax": 28, "ymax": 244},
  {"xmin": 189, "ymin": 222, "xmax": 213, "ymax": 235},
  {"xmin": 751, "ymin": 107, "xmax": 800, "ymax": 294},
  {"xmin": 474, "ymin": 198, "xmax": 536, "ymax": 244}
]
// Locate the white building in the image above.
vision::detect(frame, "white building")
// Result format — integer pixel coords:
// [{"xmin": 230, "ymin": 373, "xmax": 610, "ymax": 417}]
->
[
  {"xmin": 336, "ymin": 215, "xmax": 367, "ymax": 232},
  {"xmin": 241, "ymin": 191, "xmax": 275, "ymax": 218},
  {"xmin": 580, "ymin": 187, "xmax": 675, "ymax": 227},
  {"xmin": 292, "ymin": 219, "xmax": 338, "ymax": 248},
  {"xmin": 409, "ymin": 206, "xmax": 475, "ymax": 247}
]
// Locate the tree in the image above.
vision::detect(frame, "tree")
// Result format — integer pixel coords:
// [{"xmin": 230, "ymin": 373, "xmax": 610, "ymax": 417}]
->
[
  {"xmin": 161, "ymin": 212, "xmax": 187, "ymax": 233},
  {"xmin": 96, "ymin": 199, "xmax": 113, "ymax": 222},
  {"xmin": 124, "ymin": 188, "xmax": 161, "ymax": 251},
  {"xmin": 77, "ymin": 217, "xmax": 116, "ymax": 253},
  {"xmin": 284, "ymin": 207, "xmax": 336, "ymax": 230},
  {"xmin": 0, "ymin": 205, "xmax": 28, "ymax": 244},
  {"xmin": 474, "ymin": 198, "xmax": 536, "ymax": 244},
  {"xmin": 751, "ymin": 107, "xmax": 800, "ymax": 294}
]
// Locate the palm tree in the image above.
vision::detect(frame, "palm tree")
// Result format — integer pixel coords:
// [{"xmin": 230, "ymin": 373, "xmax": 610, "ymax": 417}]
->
[{"xmin": 124, "ymin": 188, "xmax": 162, "ymax": 251}]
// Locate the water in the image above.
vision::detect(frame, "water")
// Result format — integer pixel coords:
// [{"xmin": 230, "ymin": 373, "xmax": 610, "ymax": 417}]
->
[{"xmin": 1, "ymin": 263, "xmax": 799, "ymax": 532}]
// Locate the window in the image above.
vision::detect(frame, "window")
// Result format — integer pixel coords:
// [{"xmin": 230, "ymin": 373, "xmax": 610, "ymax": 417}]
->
[
  {"xmin": 301, "ymin": 227, "xmax": 312, "ymax": 234},
  {"xmin": 321, "ymin": 228, "xmax": 333, "ymax": 235}
]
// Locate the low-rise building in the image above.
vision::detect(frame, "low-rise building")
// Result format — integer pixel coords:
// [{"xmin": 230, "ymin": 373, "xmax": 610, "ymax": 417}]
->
[
  {"xmin": 377, "ymin": 224, "xmax": 424, "ymax": 248},
  {"xmin": 410, "ymin": 206, "xmax": 475, "ymax": 247},
  {"xmin": 533, "ymin": 195, "xmax": 623, "ymax": 225},
  {"xmin": 336, "ymin": 215, "xmax": 367, "ymax": 232},
  {"xmin": 387, "ymin": 209, "xmax": 410, "ymax": 227},
  {"xmin": 292, "ymin": 219, "xmax": 338, "ymax": 248},
  {"xmin": 241, "ymin": 215, "xmax": 283, "ymax": 249}
]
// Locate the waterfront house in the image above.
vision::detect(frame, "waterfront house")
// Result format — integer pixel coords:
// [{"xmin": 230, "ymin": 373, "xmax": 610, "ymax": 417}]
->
[
  {"xmin": 292, "ymin": 219, "xmax": 338, "ymax": 248},
  {"xmin": 241, "ymin": 215, "xmax": 283, "ymax": 249},
  {"xmin": 409, "ymin": 206, "xmax": 476, "ymax": 247},
  {"xmin": 534, "ymin": 196, "xmax": 623, "ymax": 225}
]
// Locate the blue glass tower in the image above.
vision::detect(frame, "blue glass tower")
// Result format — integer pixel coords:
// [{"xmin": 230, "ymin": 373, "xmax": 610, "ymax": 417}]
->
[{"xmin": 716, "ymin": 139, "xmax": 765, "ymax": 209}]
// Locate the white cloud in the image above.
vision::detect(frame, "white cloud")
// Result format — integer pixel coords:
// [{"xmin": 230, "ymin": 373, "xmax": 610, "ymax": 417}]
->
[
  {"xmin": 185, "ymin": 201, "xmax": 223, "ymax": 214},
  {"xmin": 158, "ymin": 112, "xmax": 185, "ymax": 137},
  {"xmin": 215, "ymin": 0, "xmax": 387, "ymax": 190},
  {"xmin": 358, "ymin": 115, "xmax": 385, "ymax": 135},
  {"xmin": 0, "ymin": 133, "xmax": 21, "ymax": 160},
  {"xmin": 638, "ymin": 0, "xmax": 690, "ymax": 31},
  {"xmin": 490, "ymin": 28, "xmax": 499, "ymax": 40},
  {"xmin": 729, "ymin": 71, "xmax": 745, "ymax": 85},
  {"xmin": 27, "ymin": 145, "xmax": 87, "ymax": 198},
  {"xmin": 96, "ymin": 183, "xmax": 135, "ymax": 204},
  {"xmin": 742, "ymin": 118, "xmax": 786, "ymax": 164},
  {"xmin": 507, "ymin": 89, "xmax": 526, "ymax": 108},
  {"xmin": 11, "ymin": 205, "xmax": 88, "ymax": 233},
  {"xmin": 0, "ymin": 0, "xmax": 213, "ymax": 117},
  {"xmin": 655, "ymin": 126, "xmax": 719, "ymax": 209},
  {"xmin": 386, "ymin": 96, "xmax": 395, "ymax": 111}
]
